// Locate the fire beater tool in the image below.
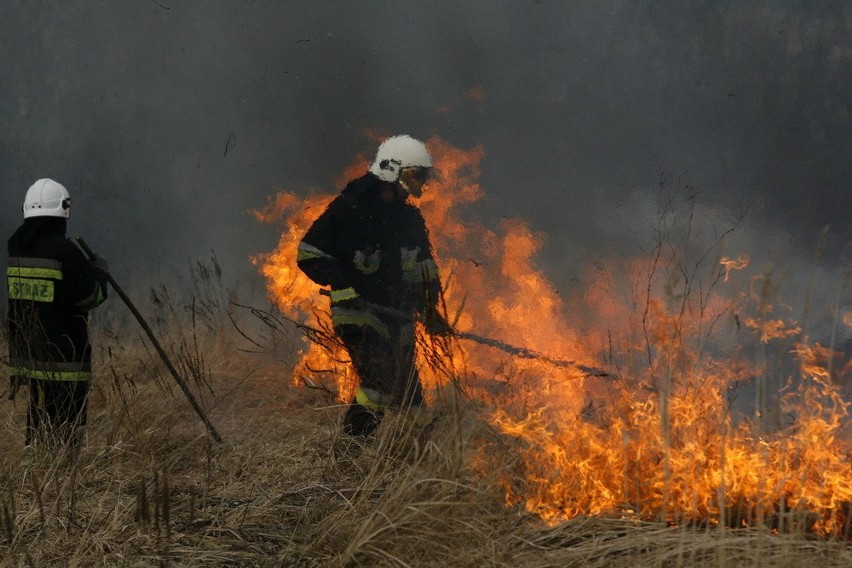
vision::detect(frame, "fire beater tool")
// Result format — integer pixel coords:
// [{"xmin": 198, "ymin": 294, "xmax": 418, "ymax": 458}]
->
[
  {"xmin": 318, "ymin": 289, "xmax": 613, "ymax": 378},
  {"xmin": 450, "ymin": 330, "xmax": 613, "ymax": 377},
  {"xmin": 76, "ymin": 237, "xmax": 224, "ymax": 444}
]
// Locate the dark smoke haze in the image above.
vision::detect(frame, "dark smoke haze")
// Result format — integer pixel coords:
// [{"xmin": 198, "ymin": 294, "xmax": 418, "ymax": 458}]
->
[{"xmin": 1, "ymin": 1, "xmax": 850, "ymax": 340}]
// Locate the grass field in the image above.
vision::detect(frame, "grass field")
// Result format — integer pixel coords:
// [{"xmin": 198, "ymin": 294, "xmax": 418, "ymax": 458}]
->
[{"xmin": 1, "ymin": 299, "xmax": 850, "ymax": 568}]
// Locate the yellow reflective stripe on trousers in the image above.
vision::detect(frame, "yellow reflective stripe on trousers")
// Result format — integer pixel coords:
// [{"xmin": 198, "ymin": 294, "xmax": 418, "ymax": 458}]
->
[
  {"xmin": 10, "ymin": 367, "xmax": 92, "ymax": 381},
  {"xmin": 331, "ymin": 307, "xmax": 391, "ymax": 338},
  {"xmin": 355, "ymin": 387, "xmax": 382, "ymax": 411}
]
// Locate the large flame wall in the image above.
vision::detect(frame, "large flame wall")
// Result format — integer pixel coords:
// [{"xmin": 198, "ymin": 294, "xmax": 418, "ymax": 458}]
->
[{"xmin": 253, "ymin": 137, "xmax": 851, "ymax": 535}]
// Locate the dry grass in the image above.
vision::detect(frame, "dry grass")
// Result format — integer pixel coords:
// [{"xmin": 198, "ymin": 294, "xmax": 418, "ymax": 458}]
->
[
  {"xmin": 1, "ymin": 260, "xmax": 850, "ymax": 567},
  {"xmin": 0, "ymin": 331, "xmax": 849, "ymax": 568}
]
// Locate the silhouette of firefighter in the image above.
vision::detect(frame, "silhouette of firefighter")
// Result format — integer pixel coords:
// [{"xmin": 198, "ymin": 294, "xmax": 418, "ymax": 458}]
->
[
  {"xmin": 297, "ymin": 135, "xmax": 451, "ymax": 439},
  {"xmin": 6, "ymin": 179, "xmax": 109, "ymax": 450}
]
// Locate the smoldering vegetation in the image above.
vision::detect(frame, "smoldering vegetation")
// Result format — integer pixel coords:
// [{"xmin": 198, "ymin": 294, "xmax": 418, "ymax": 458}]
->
[{"xmin": 0, "ymin": 257, "xmax": 850, "ymax": 568}]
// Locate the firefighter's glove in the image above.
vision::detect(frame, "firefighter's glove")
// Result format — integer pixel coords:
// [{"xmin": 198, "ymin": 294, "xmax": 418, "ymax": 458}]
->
[
  {"xmin": 425, "ymin": 312, "xmax": 453, "ymax": 337},
  {"xmin": 90, "ymin": 256, "xmax": 110, "ymax": 282}
]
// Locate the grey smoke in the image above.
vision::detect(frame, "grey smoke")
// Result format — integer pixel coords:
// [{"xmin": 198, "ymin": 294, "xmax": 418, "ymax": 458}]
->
[{"xmin": 1, "ymin": 1, "xmax": 850, "ymax": 332}]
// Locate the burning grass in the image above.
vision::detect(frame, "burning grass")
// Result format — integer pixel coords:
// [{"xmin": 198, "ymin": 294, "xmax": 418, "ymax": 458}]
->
[
  {"xmin": 0, "ymin": 316, "xmax": 849, "ymax": 566},
  {"xmin": 252, "ymin": 136, "xmax": 852, "ymax": 540},
  {"xmin": 0, "ymin": 138, "xmax": 850, "ymax": 565},
  {"xmin": 0, "ymin": 270, "xmax": 850, "ymax": 566}
]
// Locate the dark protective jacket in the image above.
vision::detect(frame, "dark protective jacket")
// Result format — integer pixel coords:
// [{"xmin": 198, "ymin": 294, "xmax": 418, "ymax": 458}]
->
[
  {"xmin": 297, "ymin": 173, "xmax": 442, "ymax": 337},
  {"xmin": 7, "ymin": 217, "xmax": 107, "ymax": 382}
]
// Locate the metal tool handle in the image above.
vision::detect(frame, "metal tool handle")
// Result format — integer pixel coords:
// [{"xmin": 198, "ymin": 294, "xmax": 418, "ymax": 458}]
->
[{"xmin": 77, "ymin": 237, "xmax": 224, "ymax": 443}]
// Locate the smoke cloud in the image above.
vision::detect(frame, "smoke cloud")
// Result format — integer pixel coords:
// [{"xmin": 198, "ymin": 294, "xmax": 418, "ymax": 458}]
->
[{"xmin": 1, "ymin": 1, "xmax": 850, "ymax": 335}]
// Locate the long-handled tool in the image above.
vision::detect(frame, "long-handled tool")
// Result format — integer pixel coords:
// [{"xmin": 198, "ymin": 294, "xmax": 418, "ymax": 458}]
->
[
  {"xmin": 318, "ymin": 289, "xmax": 614, "ymax": 378},
  {"xmin": 76, "ymin": 237, "xmax": 224, "ymax": 444},
  {"xmin": 451, "ymin": 330, "xmax": 613, "ymax": 377}
]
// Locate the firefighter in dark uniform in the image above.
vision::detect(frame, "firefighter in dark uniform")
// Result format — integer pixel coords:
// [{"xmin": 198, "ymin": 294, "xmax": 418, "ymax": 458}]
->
[
  {"xmin": 6, "ymin": 178, "xmax": 108, "ymax": 449},
  {"xmin": 297, "ymin": 135, "xmax": 451, "ymax": 439}
]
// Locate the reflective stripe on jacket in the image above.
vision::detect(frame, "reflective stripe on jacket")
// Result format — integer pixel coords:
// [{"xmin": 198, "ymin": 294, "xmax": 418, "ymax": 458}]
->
[
  {"xmin": 296, "ymin": 173, "xmax": 443, "ymax": 331},
  {"xmin": 7, "ymin": 218, "xmax": 107, "ymax": 383}
]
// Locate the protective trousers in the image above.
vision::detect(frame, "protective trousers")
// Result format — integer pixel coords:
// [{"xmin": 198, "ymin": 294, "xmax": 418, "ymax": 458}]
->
[
  {"xmin": 26, "ymin": 379, "xmax": 90, "ymax": 449},
  {"xmin": 337, "ymin": 317, "xmax": 423, "ymax": 439}
]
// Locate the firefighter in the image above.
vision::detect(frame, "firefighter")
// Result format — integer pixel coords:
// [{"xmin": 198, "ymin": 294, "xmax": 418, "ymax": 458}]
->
[
  {"xmin": 297, "ymin": 135, "xmax": 451, "ymax": 439},
  {"xmin": 6, "ymin": 178, "xmax": 109, "ymax": 450}
]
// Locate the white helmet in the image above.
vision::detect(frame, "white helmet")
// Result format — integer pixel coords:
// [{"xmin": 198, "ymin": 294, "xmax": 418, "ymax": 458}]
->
[
  {"xmin": 23, "ymin": 178, "xmax": 71, "ymax": 219},
  {"xmin": 369, "ymin": 135, "xmax": 432, "ymax": 182}
]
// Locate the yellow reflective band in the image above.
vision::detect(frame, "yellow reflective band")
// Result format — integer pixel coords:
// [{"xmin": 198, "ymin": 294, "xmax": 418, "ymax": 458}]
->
[
  {"xmin": 297, "ymin": 242, "xmax": 334, "ymax": 262},
  {"xmin": 331, "ymin": 307, "xmax": 391, "ymax": 338},
  {"xmin": 76, "ymin": 283, "xmax": 106, "ymax": 310},
  {"xmin": 7, "ymin": 277, "xmax": 55, "ymax": 302},
  {"xmin": 421, "ymin": 260, "xmax": 439, "ymax": 280},
  {"xmin": 355, "ymin": 387, "xmax": 382, "ymax": 412},
  {"xmin": 297, "ymin": 250, "xmax": 319, "ymax": 261},
  {"xmin": 330, "ymin": 287, "xmax": 359, "ymax": 303},
  {"xmin": 7, "ymin": 266, "xmax": 63, "ymax": 280},
  {"xmin": 353, "ymin": 250, "xmax": 381, "ymax": 274},
  {"xmin": 10, "ymin": 367, "xmax": 92, "ymax": 382},
  {"xmin": 402, "ymin": 260, "xmax": 439, "ymax": 283}
]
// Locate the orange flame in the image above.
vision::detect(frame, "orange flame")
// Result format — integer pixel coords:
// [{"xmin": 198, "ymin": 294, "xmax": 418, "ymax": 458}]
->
[
  {"xmin": 254, "ymin": 136, "xmax": 852, "ymax": 535},
  {"xmin": 720, "ymin": 253, "xmax": 750, "ymax": 282},
  {"xmin": 744, "ymin": 317, "xmax": 802, "ymax": 343}
]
